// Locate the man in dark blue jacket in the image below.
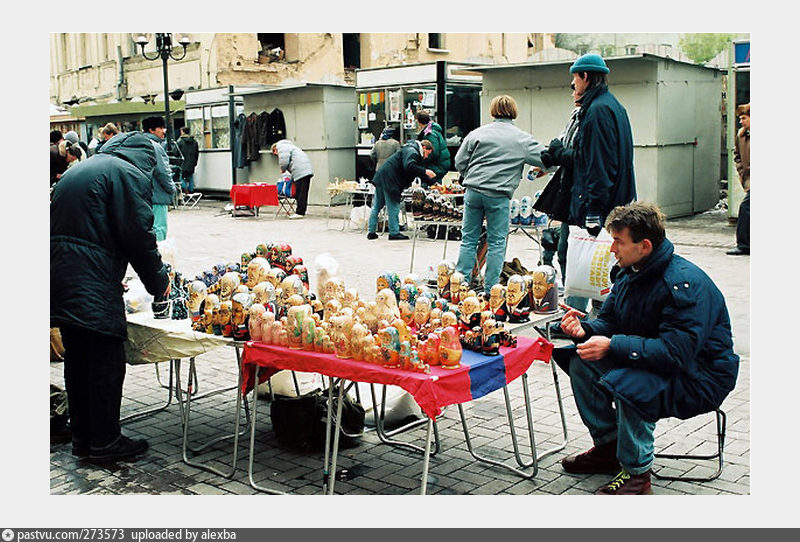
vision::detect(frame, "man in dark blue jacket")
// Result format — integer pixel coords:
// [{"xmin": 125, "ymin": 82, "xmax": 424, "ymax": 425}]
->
[
  {"xmin": 367, "ymin": 140, "xmax": 435, "ymax": 240},
  {"xmin": 542, "ymin": 54, "xmax": 636, "ymax": 316},
  {"xmin": 556, "ymin": 203, "xmax": 739, "ymax": 494},
  {"xmin": 51, "ymin": 131, "xmax": 171, "ymax": 463}
]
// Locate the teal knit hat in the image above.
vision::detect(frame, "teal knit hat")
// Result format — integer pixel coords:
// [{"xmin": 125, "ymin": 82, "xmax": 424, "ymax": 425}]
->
[{"xmin": 569, "ymin": 54, "xmax": 609, "ymax": 74}]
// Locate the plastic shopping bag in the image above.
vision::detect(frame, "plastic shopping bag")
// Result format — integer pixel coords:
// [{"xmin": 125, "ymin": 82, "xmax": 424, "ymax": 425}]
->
[
  {"xmin": 564, "ymin": 226, "xmax": 616, "ymax": 302},
  {"xmin": 349, "ymin": 205, "xmax": 371, "ymax": 230}
]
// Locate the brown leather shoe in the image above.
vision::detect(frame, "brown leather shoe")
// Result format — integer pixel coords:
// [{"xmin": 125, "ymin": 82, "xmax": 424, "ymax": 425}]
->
[
  {"xmin": 562, "ymin": 441, "xmax": 620, "ymax": 474},
  {"xmin": 595, "ymin": 470, "xmax": 653, "ymax": 495}
]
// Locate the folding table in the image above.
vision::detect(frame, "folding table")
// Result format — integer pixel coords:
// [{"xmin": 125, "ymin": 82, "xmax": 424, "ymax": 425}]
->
[
  {"xmin": 124, "ymin": 312, "xmax": 248, "ymax": 478},
  {"xmin": 229, "ymin": 183, "xmax": 279, "ymax": 218},
  {"xmin": 241, "ymin": 330, "xmax": 559, "ymax": 495}
]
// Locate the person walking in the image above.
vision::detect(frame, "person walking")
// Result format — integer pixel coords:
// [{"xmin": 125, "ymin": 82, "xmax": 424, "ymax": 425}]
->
[
  {"xmin": 541, "ymin": 53, "xmax": 636, "ymax": 315},
  {"xmin": 51, "ymin": 131, "xmax": 171, "ymax": 463},
  {"xmin": 453, "ymin": 94, "xmax": 547, "ymax": 294},
  {"xmin": 368, "ymin": 140, "xmax": 435, "ymax": 240},
  {"xmin": 271, "ymin": 139, "xmax": 314, "ymax": 219},
  {"xmin": 142, "ymin": 116, "xmax": 176, "ymax": 241},
  {"xmin": 416, "ymin": 110, "xmax": 451, "ymax": 185},
  {"xmin": 176, "ymin": 126, "xmax": 199, "ymax": 194},
  {"xmin": 555, "ymin": 202, "xmax": 739, "ymax": 494},
  {"xmin": 370, "ymin": 127, "xmax": 401, "ymax": 173},
  {"xmin": 727, "ymin": 103, "xmax": 750, "ymax": 256}
]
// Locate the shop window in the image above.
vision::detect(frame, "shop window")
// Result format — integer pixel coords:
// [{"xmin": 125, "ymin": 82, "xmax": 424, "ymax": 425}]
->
[
  {"xmin": 186, "ymin": 105, "xmax": 231, "ymax": 150},
  {"xmin": 445, "ymin": 86, "xmax": 480, "ymax": 150}
]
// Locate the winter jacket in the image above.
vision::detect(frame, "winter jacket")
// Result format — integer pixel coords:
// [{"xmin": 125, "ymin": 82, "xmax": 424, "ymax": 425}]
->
[
  {"xmin": 454, "ymin": 118, "xmax": 546, "ymax": 199},
  {"xmin": 244, "ymin": 112, "xmax": 260, "ymax": 162},
  {"xmin": 417, "ymin": 122, "xmax": 451, "ymax": 181},
  {"xmin": 267, "ymin": 108, "xmax": 287, "ymax": 145},
  {"xmin": 573, "ymin": 239, "xmax": 739, "ymax": 423},
  {"xmin": 735, "ymin": 127, "xmax": 750, "ymax": 191},
  {"xmin": 143, "ymin": 132, "xmax": 176, "ymax": 205},
  {"xmin": 273, "ymin": 139, "xmax": 314, "ymax": 180},
  {"xmin": 371, "ymin": 141, "xmax": 429, "ymax": 202},
  {"xmin": 570, "ymin": 84, "xmax": 636, "ymax": 226},
  {"xmin": 370, "ymin": 138, "xmax": 401, "ymax": 172},
  {"xmin": 51, "ymin": 131, "xmax": 170, "ymax": 340},
  {"xmin": 51, "ymin": 143, "xmax": 67, "ymax": 185},
  {"xmin": 177, "ymin": 134, "xmax": 199, "ymax": 175}
]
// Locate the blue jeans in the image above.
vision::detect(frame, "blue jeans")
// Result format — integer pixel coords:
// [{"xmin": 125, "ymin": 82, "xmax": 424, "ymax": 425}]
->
[
  {"xmin": 180, "ymin": 172, "xmax": 194, "ymax": 193},
  {"xmin": 368, "ymin": 184, "xmax": 400, "ymax": 236},
  {"xmin": 153, "ymin": 204, "xmax": 168, "ymax": 241},
  {"xmin": 568, "ymin": 353, "xmax": 655, "ymax": 475},
  {"xmin": 455, "ymin": 189, "xmax": 510, "ymax": 294}
]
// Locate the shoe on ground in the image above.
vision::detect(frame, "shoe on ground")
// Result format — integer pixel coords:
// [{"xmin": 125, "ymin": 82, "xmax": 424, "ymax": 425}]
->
[
  {"xmin": 595, "ymin": 469, "xmax": 653, "ymax": 495},
  {"xmin": 726, "ymin": 247, "xmax": 749, "ymax": 256},
  {"xmin": 399, "ymin": 224, "xmax": 408, "ymax": 232},
  {"xmin": 562, "ymin": 441, "xmax": 620, "ymax": 474},
  {"xmin": 388, "ymin": 233, "xmax": 409, "ymax": 240},
  {"xmin": 72, "ymin": 438, "xmax": 90, "ymax": 458},
  {"xmin": 367, "ymin": 232, "xmax": 378, "ymax": 240},
  {"xmin": 288, "ymin": 213, "xmax": 305, "ymax": 220},
  {"xmin": 87, "ymin": 435, "xmax": 149, "ymax": 462}
]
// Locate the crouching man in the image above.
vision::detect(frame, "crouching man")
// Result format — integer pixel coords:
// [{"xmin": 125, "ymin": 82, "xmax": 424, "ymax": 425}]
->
[{"xmin": 556, "ymin": 202, "xmax": 739, "ymax": 494}]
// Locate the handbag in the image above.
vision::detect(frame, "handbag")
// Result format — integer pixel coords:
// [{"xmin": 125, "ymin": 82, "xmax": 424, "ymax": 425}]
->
[
  {"xmin": 564, "ymin": 226, "xmax": 616, "ymax": 302},
  {"xmin": 533, "ymin": 167, "xmax": 572, "ymax": 223},
  {"xmin": 277, "ymin": 172, "xmax": 295, "ymax": 198}
]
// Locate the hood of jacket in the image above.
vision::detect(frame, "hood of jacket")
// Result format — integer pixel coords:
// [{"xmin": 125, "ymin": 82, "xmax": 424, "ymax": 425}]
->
[{"xmin": 97, "ymin": 131, "xmax": 157, "ymax": 181}]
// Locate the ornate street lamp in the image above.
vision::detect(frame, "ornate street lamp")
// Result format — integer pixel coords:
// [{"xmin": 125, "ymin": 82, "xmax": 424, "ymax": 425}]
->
[{"xmin": 134, "ymin": 33, "xmax": 191, "ymax": 149}]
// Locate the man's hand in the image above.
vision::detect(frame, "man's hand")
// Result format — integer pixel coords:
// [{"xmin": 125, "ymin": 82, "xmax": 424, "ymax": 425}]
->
[
  {"xmin": 576, "ymin": 336, "xmax": 611, "ymax": 361},
  {"xmin": 560, "ymin": 309, "xmax": 586, "ymax": 339},
  {"xmin": 425, "ymin": 169, "xmax": 436, "ymax": 179}
]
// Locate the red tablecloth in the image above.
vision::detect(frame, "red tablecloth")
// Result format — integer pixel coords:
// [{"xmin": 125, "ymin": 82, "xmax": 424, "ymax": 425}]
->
[
  {"xmin": 230, "ymin": 183, "xmax": 279, "ymax": 208},
  {"xmin": 241, "ymin": 336, "xmax": 553, "ymax": 420}
]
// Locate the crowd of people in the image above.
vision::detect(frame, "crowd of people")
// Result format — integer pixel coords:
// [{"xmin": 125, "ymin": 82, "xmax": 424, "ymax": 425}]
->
[{"xmin": 50, "ymin": 53, "xmax": 746, "ymax": 494}]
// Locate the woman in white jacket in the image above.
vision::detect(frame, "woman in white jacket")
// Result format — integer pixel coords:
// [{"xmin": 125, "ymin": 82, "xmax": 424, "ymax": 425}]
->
[{"xmin": 271, "ymin": 139, "xmax": 314, "ymax": 219}]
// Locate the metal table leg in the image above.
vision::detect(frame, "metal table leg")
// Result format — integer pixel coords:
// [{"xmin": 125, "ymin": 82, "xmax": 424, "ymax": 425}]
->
[
  {"xmin": 419, "ymin": 418, "xmax": 434, "ymax": 495},
  {"xmin": 121, "ymin": 359, "xmax": 178, "ymax": 424},
  {"xmin": 246, "ymin": 364, "xmax": 287, "ymax": 494},
  {"xmin": 369, "ymin": 384, "xmax": 440, "ymax": 456}
]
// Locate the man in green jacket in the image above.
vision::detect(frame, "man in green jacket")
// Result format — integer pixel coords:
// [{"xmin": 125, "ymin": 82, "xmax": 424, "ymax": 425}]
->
[{"xmin": 416, "ymin": 110, "xmax": 451, "ymax": 186}]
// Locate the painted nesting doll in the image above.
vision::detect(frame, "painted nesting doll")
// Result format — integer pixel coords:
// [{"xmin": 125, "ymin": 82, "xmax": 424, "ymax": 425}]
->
[
  {"xmin": 187, "ymin": 280, "xmax": 208, "ymax": 322},
  {"xmin": 438, "ymin": 326, "xmax": 462, "ymax": 369},
  {"xmin": 505, "ymin": 274, "xmax": 530, "ymax": 323},
  {"xmin": 436, "ymin": 260, "xmax": 455, "ymax": 299},
  {"xmin": 530, "ymin": 265, "xmax": 559, "ymax": 314},
  {"xmin": 488, "ymin": 283, "xmax": 508, "ymax": 322}
]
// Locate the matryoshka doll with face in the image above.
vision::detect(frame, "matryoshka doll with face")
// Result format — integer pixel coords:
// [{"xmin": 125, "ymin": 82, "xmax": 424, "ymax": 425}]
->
[
  {"xmin": 246, "ymin": 257, "xmax": 270, "ymax": 289},
  {"xmin": 349, "ymin": 323, "xmax": 369, "ymax": 361},
  {"xmin": 278, "ymin": 275, "xmax": 305, "ymax": 312},
  {"xmin": 218, "ymin": 301, "xmax": 233, "ymax": 337},
  {"xmin": 219, "ymin": 271, "xmax": 241, "ymax": 302},
  {"xmin": 187, "ymin": 280, "xmax": 208, "ymax": 322},
  {"xmin": 231, "ymin": 292, "xmax": 254, "ymax": 341},
  {"xmin": 438, "ymin": 326, "xmax": 462, "ymax": 369},
  {"xmin": 458, "ymin": 296, "xmax": 482, "ymax": 333},
  {"xmin": 378, "ymin": 326, "xmax": 401, "ymax": 368},
  {"xmin": 505, "ymin": 274, "xmax": 530, "ymax": 323},
  {"xmin": 375, "ymin": 288, "xmax": 401, "ymax": 324},
  {"xmin": 398, "ymin": 300, "xmax": 414, "ymax": 328},
  {"xmin": 413, "ymin": 296, "xmax": 432, "ymax": 331},
  {"xmin": 292, "ymin": 265, "xmax": 310, "ymax": 292},
  {"xmin": 480, "ymin": 318, "xmax": 502, "ymax": 356},
  {"xmin": 436, "ymin": 260, "xmax": 455, "ymax": 299},
  {"xmin": 330, "ymin": 313, "xmax": 355, "ymax": 359},
  {"xmin": 519, "ymin": 196, "xmax": 533, "ymax": 226},
  {"xmin": 399, "ymin": 283, "xmax": 419, "ymax": 307},
  {"xmin": 255, "ymin": 243, "xmax": 271, "ymax": 260},
  {"xmin": 265, "ymin": 267, "xmax": 287, "ymax": 289},
  {"xmin": 260, "ymin": 311, "xmax": 276, "ymax": 344},
  {"xmin": 248, "ymin": 303, "xmax": 266, "ymax": 341},
  {"xmin": 449, "ymin": 271, "xmax": 465, "ymax": 305},
  {"xmin": 489, "ymin": 283, "xmax": 507, "ymax": 322},
  {"xmin": 529, "ymin": 265, "xmax": 559, "ymax": 314}
]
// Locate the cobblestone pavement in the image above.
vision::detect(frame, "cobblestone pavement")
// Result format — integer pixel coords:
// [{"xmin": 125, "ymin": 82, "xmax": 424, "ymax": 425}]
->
[{"xmin": 49, "ymin": 200, "xmax": 750, "ymax": 496}]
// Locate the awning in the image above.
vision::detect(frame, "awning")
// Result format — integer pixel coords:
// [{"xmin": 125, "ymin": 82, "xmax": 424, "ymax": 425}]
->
[{"xmin": 71, "ymin": 100, "xmax": 185, "ymax": 119}]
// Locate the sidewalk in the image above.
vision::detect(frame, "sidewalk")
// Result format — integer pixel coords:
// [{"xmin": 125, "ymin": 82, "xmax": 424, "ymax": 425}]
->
[{"xmin": 49, "ymin": 200, "xmax": 750, "ymax": 495}]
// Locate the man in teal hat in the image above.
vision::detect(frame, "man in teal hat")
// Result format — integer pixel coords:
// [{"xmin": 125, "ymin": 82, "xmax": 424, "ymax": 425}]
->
[{"xmin": 540, "ymin": 52, "xmax": 636, "ymax": 316}]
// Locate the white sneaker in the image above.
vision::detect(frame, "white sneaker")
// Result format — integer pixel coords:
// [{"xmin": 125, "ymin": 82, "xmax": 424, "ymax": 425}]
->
[{"xmin": 288, "ymin": 213, "xmax": 305, "ymax": 220}]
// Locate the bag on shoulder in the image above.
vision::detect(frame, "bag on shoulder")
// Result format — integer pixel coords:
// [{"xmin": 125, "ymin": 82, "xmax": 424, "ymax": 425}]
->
[{"xmin": 565, "ymin": 226, "xmax": 616, "ymax": 302}]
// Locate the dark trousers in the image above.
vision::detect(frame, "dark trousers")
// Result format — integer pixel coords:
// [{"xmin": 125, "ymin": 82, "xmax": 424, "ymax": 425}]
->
[
  {"xmin": 60, "ymin": 325, "xmax": 126, "ymax": 448},
  {"xmin": 294, "ymin": 175, "xmax": 312, "ymax": 215},
  {"xmin": 736, "ymin": 191, "xmax": 750, "ymax": 251}
]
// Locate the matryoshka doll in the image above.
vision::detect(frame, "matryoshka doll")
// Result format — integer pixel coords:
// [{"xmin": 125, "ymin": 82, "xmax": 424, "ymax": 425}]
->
[
  {"xmin": 219, "ymin": 271, "xmax": 241, "ymax": 302},
  {"xmin": 231, "ymin": 292, "xmax": 254, "ymax": 341},
  {"xmin": 411, "ymin": 186, "xmax": 426, "ymax": 218},
  {"xmin": 254, "ymin": 243, "xmax": 271, "ymax": 259},
  {"xmin": 413, "ymin": 295, "xmax": 432, "ymax": 331},
  {"xmin": 375, "ymin": 288, "xmax": 401, "ymax": 324},
  {"xmin": 265, "ymin": 267, "xmax": 287, "ymax": 289},
  {"xmin": 398, "ymin": 300, "xmax": 414, "ymax": 328},
  {"xmin": 261, "ymin": 311, "xmax": 276, "ymax": 344},
  {"xmin": 301, "ymin": 312, "xmax": 316, "ymax": 351},
  {"xmin": 519, "ymin": 196, "xmax": 533, "ymax": 226},
  {"xmin": 438, "ymin": 326, "xmax": 462, "ymax": 369},
  {"xmin": 218, "ymin": 301, "xmax": 233, "ymax": 337},
  {"xmin": 510, "ymin": 198, "xmax": 521, "ymax": 225},
  {"xmin": 248, "ymin": 304, "xmax": 267, "ymax": 341},
  {"xmin": 436, "ymin": 260, "xmax": 455, "ymax": 299},
  {"xmin": 489, "ymin": 283, "xmax": 507, "ymax": 322},
  {"xmin": 343, "ymin": 287, "xmax": 362, "ymax": 311},
  {"xmin": 480, "ymin": 318, "xmax": 502, "ymax": 356},
  {"xmin": 350, "ymin": 323, "xmax": 369, "ymax": 361},
  {"xmin": 292, "ymin": 265, "xmax": 310, "ymax": 292},
  {"xmin": 423, "ymin": 332, "xmax": 441, "ymax": 366},
  {"xmin": 399, "ymin": 341, "xmax": 413, "ymax": 370},
  {"xmin": 324, "ymin": 298, "xmax": 342, "ymax": 323},
  {"xmin": 449, "ymin": 271, "xmax": 465, "ymax": 304},
  {"xmin": 441, "ymin": 311, "xmax": 458, "ymax": 330},
  {"xmin": 284, "ymin": 255, "xmax": 303, "ymax": 274},
  {"xmin": 330, "ymin": 313, "xmax": 354, "ymax": 359},
  {"xmin": 458, "ymin": 296, "xmax": 482, "ymax": 333},
  {"xmin": 399, "ymin": 283, "xmax": 419, "ymax": 307},
  {"xmin": 246, "ymin": 257, "xmax": 270, "ymax": 289},
  {"xmin": 323, "ymin": 276, "xmax": 345, "ymax": 306},
  {"xmin": 505, "ymin": 274, "xmax": 530, "ymax": 323},
  {"xmin": 269, "ymin": 243, "xmax": 292, "ymax": 271},
  {"xmin": 278, "ymin": 275, "xmax": 305, "ymax": 312},
  {"xmin": 203, "ymin": 309, "xmax": 215, "ymax": 335},
  {"xmin": 186, "ymin": 280, "xmax": 208, "ymax": 323},
  {"xmin": 529, "ymin": 265, "xmax": 559, "ymax": 314},
  {"xmin": 378, "ymin": 326, "xmax": 401, "ymax": 368}
]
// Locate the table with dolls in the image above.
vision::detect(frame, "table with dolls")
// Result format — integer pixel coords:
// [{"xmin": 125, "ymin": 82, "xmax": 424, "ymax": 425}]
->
[
  {"xmin": 225, "ymin": 255, "xmax": 567, "ymax": 494},
  {"xmin": 406, "ymin": 185, "xmax": 465, "ymax": 273}
]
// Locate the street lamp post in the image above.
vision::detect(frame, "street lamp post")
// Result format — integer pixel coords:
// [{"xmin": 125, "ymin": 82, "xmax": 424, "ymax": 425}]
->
[{"xmin": 134, "ymin": 33, "xmax": 191, "ymax": 149}]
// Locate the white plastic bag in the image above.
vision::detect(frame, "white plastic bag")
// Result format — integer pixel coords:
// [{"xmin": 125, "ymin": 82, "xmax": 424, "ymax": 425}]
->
[
  {"xmin": 564, "ymin": 226, "xmax": 616, "ymax": 302},
  {"xmin": 257, "ymin": 371, "xmax": 323, "ymax": 398},
  {"xmin": 349, "ymin": 205, "xmax": 371, "ymax": 230},
  {"xmin": 123, "ymin": 277, "xmax": 154, "ymax": 313}
]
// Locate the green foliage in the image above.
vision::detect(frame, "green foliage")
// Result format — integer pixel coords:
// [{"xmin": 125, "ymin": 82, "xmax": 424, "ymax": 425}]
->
[{"xmin": 679, "ymin": 33, "xmax": 734, "ymax": 64}]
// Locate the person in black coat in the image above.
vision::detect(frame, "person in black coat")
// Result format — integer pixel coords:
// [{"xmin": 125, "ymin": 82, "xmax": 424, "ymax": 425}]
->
[
  {"xmin": 176, "ymin": 126, "xmax": 199, "ymax": 194},
  {"xmin": 367, "ymin": 140, "xmax": 435, "ymax": 240},
  {"xmin": 51, "ymin": 131, "xmax": 171, "ymax": 463}
]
